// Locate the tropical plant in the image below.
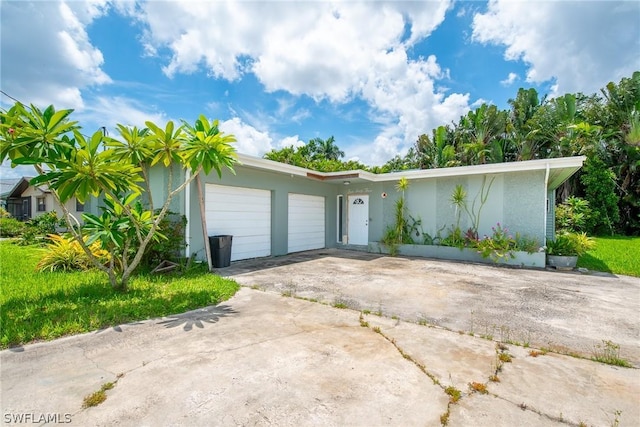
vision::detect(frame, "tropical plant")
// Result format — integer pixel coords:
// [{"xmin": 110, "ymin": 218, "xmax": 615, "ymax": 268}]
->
[
  {"xmin": 475, "ymin": 223, "xmax": 516, "ymax": 262},
  {"xmin": 546, "ymin": 232, "xmax": 595, "ymax": 257},
  {"xmin": 1, "ymin": 103, "xmax": 237, "ymax": 290},
  {"xmin": 381, "ymin": 177, "xmax": 413, "ymax": 253},
  {"xmin": 36, "ymin": 234, "xmax": 110, "ymax": 273},
  {"xmin": 555, "ymin": 196, "xmax": 592, "ymax": 233}
]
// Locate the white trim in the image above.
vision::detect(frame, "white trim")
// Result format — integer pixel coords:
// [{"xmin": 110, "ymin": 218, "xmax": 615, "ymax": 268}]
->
[
  {"xmin": 236, "ymin": 153, "xmax": 586, "ymax": 184},
  {"xmin": 543, "ymin": 163, "xmax": 550, "ymax": 246},
  {"xmin": 336, "ymin": 195, "xmax": 343, "ymax": 243},
  {"xmin": 184, "ymin": 169, "xmax": 191, "ymax": 258}
]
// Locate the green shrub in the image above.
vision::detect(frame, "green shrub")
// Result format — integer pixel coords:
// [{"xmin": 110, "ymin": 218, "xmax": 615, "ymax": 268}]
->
[
  {"xmin": 556, "ymin": 196, "xmax": 592, "ymax": 233},
  {"xmin": 141, "ymin": 211, "xmax": 187, "ymax": 268},
  {"xmin": 0, "ymin": 217, "xmax": 26, "ymax": 237},
  {"xmin": 547, "ymin": 232, "xmax": 595, "ymax": 256},
  {"xmin": 29, "ymin": 212, "xmax": 59, "ymax": 234},
  {"xmin": 0, "ymin": 207, "xmax": 10, "ymax": 218},
  {"xmin": 36, "ymin": 234, "xmax": 110, "ymax": 272}
]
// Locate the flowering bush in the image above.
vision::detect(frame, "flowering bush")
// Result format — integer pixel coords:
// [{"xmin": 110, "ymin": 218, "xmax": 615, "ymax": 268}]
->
[{"xmin": 475, "ymin": 223, "xmax": 517, "ymax": 262}]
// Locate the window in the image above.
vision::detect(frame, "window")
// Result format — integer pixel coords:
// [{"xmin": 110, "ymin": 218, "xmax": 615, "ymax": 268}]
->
[
  {"xmin": 76, "ymin": 198, "xmax": 84, "ymax": 212},
  {"xmin": 36, "ymin": 196, "xmax": 46, "ymax": 212},
  {"xmin": 337, "ymin": 195, "xmax": 344, "ymax": 242}
]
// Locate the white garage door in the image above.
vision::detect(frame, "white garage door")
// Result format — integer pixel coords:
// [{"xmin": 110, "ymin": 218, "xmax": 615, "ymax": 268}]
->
[
  {"xmin": 288, "ymin": 193, "xmax": 325, "ymax": 253},
  {"xmin": 205, "ymin": 184, "xmax": 271, "ymax": 261}
]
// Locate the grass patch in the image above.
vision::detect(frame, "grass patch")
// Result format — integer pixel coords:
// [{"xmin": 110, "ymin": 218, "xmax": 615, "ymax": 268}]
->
[
  {"xmin": 577, "ymin": 236, "xmax": 640, "ymax": 277},
  {"xmin": 0, "ymin": 242, "xmax": 240, "ymax": 349}
]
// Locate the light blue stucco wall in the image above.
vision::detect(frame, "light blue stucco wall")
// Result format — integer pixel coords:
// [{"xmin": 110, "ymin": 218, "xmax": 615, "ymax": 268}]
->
[
  {"xmin": 142, "ymin": 163, "xmax": 548, "ymax": 261},
  {"xmin": 370, "ymin": 170, "xmax": 547, "ymax": 247}
]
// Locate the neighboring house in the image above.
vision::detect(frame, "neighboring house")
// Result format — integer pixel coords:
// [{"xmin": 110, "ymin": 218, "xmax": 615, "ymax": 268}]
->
[
  {"xmin": 145, "ymin": 154, "xmax": 585, "ymax": 264},
  {"xmin": 0, "ymin": 177, "xmax": 85, "ymax": 222}
]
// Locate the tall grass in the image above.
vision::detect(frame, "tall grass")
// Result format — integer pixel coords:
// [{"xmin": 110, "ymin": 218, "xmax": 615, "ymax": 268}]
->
[{"xmin": 0, "ymin": 242, "xmax": 239, "ymax": 348}]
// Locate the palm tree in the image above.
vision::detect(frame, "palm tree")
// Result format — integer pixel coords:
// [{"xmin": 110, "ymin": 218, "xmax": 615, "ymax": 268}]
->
[{"xmin": 310, "ymin": 136, "xmax": 344, "ymax": 161}]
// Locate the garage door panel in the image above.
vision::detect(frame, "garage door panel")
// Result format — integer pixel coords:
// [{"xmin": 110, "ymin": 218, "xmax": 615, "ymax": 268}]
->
[
  {"xmin": 205, "ymin": 184, "xmax": 271, "ymax": 261},
  {"xmin": 288, "ymin": 194, "xmax": 325, "ymax": 253}
]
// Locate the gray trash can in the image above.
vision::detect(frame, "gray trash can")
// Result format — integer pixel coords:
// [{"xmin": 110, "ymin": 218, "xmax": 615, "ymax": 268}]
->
[{"xmin": 209, "ymin": 235, "xmax": 233, "ymax": 268}]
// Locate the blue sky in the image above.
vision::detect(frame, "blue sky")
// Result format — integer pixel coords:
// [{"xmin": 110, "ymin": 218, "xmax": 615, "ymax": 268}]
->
[{"xmin": 1, "ymin": 1, "xmax": 639, "ymax": 178}]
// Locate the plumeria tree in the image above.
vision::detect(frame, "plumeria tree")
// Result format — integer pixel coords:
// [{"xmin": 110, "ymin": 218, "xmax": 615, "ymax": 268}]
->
[{"xmin": 0, "ymin": 103, "xmax": 237, "ymax": 290}]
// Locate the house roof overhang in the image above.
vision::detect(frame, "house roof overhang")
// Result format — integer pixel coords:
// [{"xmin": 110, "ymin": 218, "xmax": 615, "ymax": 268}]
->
[
  {"xmin": 236, "ymin": 154, "xmax": 586, "ymax": 190},
  {"xmin": 1, "ymin": 177, "xmax": 48, "ymax": 199}
]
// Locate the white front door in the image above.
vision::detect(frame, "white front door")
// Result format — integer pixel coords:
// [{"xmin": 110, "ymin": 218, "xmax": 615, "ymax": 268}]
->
[{"xmin": 348, "ymin": 194, "xmax": 368, "ymax": 245}]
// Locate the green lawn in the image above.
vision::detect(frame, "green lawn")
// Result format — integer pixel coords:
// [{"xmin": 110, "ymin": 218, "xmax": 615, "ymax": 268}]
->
[
  {"xmin": 0, "ymin": 242, "xmax": 240, "ymax": 349},
  {"xmin": 577, "ymin": 236, "xmax": 640, "ymax": 278}
]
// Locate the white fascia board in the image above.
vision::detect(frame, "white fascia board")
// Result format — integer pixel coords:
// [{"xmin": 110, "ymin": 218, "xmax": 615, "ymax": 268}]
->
[
  {"xmin": 362, "ymin": 156, "xmax": 586, "ymax": 182},
  {"xmin": 235, "ymin": 153, "xmax": 586, "ymax": 183},
  {"xmin": 236, "ymin": 153, "xmax": 311, "ymax": 178}
]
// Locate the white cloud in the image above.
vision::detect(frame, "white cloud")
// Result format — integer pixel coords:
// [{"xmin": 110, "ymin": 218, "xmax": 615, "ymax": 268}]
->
[
  {"xmin": 137, "ymin": 1, "xmax": 470, "ymax": 164},
  {"xmin": 472, "ymin": 1, "xmax": 640, "ymax": 95},
  {"xmin": 219, "ymin": 118, "xmax": 274, "ymax": 157},
  {"xmin": 0, "ymin": 1, "xmax": 110, "ymax": 109},
  {"xmin": 500, "ymin": 72, "xmax": 518, "ymax": 87},
  {"xmin": 76, "ymin": 96, "xmax": 167, "ymax": 132},
  {"xmin": 278, "ymin": 135, "xmax": 306, "ymax": 149}
]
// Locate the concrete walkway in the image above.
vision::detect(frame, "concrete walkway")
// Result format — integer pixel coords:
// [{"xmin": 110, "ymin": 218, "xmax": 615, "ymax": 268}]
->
[{"xmin": 2, "ymin": 250, "xmax": 639, "ymax": 426}]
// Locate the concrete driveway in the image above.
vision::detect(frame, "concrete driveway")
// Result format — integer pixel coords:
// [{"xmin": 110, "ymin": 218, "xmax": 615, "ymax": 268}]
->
[
  {"xmin": 1, "ymin": 249, "xmax": 639, "ymax": 426},
  {"xmin": 224, "ymin": 249, "xmax": 640, "ymax": 366}
]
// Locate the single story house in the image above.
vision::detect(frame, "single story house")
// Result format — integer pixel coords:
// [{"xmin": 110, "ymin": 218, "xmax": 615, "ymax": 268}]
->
[
  {"xmin": 0, "ymin": 177, "xmax": 85, "ymax": 222},
  {"xmin": 136, "ymin": 154, "xmax": 585, "ymax": 265}
]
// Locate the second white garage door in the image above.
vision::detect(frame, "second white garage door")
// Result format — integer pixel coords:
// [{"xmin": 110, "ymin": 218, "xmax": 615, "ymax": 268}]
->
[
  {"xmin": 205, "ymin": 184, "xmax": 271, "ymax": 261},
  {"xmin": 288, "ymin": 193, "xmax": 325, "ymax": 253}
]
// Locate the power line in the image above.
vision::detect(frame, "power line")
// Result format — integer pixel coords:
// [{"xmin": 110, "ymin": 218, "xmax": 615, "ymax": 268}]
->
[{"xmin": 0, "ymin": 90, "xmax": 23, "ymax": 104}]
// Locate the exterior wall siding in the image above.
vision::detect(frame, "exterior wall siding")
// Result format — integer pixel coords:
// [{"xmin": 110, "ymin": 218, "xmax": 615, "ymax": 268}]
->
[{"xmin": 147, "ymin": 161, "xmax": 552, "ymax": 262}]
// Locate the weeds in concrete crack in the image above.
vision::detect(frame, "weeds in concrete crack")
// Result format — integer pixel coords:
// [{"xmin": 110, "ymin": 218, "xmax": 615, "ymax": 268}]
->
[
  {"xmin": 82, "ymin": 374, "xmax": 124, "ymax": 408},
  {"xmin": 592, "ymin": 340, "xmax": 632, "ymax": 368},
  {"xmin": 608, "ymin": 409, "xmax": 622, "ymax": 427},
  {"xmin": 528, "ymin": 349, "xmax": 547, "ymax": 357},
  {"xmin": 498, "ymin": 352, "xmax": 513, "ymax": 363},
  {"xmin": 468, "ymin": 382, "xmax": 488, "ymax": 394},
  {"xmin": 495, "ymin": 393, "xmax": 597, "ymax": 427},
  {"xmin": 358, "ymin": 313, "xmax": 369, "ymax": 328},
  {"xmin": 444, "ymin": 386, "xmax": 461, "ymax": 403},
  {"xmin": 440, "ymin": 408, "xmax": 451, "ymax": 426}
]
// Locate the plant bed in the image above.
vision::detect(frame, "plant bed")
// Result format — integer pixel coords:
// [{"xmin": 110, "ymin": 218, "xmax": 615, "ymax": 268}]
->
[{"xmin": 369, "ymin": 242, "xmax": 546, "ymax": 268}]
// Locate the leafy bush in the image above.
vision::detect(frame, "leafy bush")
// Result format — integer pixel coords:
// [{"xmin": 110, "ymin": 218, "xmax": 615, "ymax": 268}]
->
[
  {"xmin": 515, "ymin": 234, "xmax": 541, "ymax": 254},
  {"xmin": 556, "ymin": 196, "xmax": 592, "ymax": 233},
  {"xmin": 547, "ymin": 232, "xmax": 595, "ymax": 257},
  {"xmin": 29, "ymin": 211, "xmax": 59, "ymax": 234},
  {"xmin": 141, "ymin": 211, "xmax": 187, "ymax": 268},
  {"xmin": 0, "ymin": 207, "xmax": 10, "ymax": 218},
  {"xmin": 36, "ymin": 234, "xmax": 110, "ymax": 272},
  {"xmin": 580, "ymin": 156, "xmax": 619, "ymax": 235},
  {"xmin": 0, "ymin": 217, "xmax": 26, "ymax": 237}
]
